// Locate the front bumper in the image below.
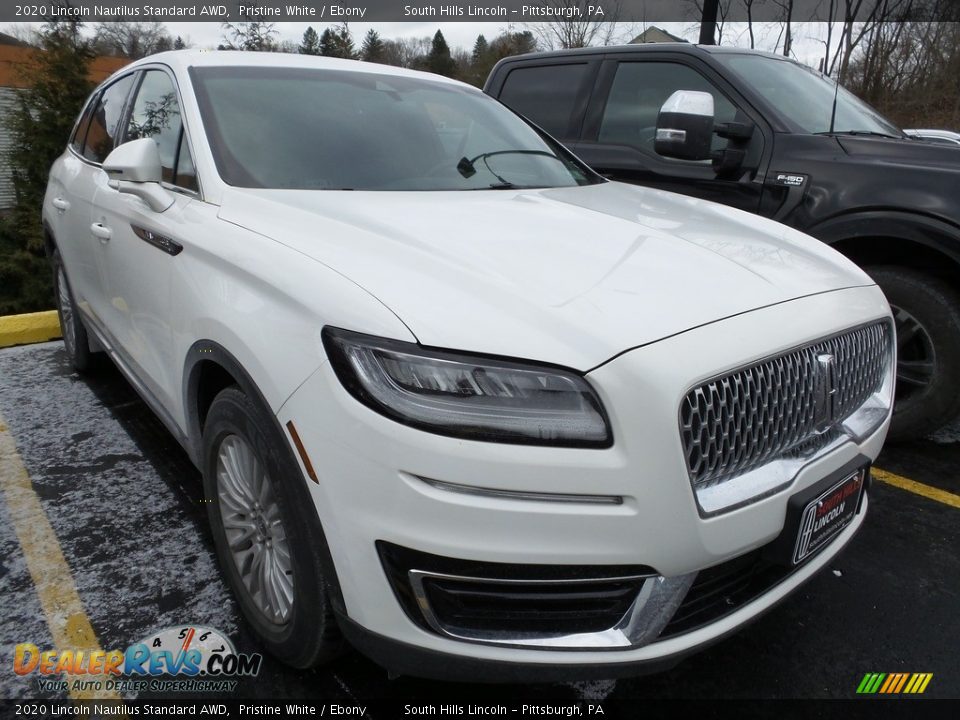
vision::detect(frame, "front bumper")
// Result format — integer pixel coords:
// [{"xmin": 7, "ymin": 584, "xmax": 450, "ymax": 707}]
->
[{"xmin": 277, "ymin": 285, "xmax": 891, "ymax": 675}]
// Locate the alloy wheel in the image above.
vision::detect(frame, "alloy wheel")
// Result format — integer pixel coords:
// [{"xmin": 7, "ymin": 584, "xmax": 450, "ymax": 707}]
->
[
  {"xmin": 892, "ymin": 303, "xmax": 936, "ymax": 399},
  {"xmin": 57, "ymin": 266, "xmax": 77, "ymax": 358},
  {"xmin": 216, "ymin": 434, "xmax": 294, "ymax": 625}
]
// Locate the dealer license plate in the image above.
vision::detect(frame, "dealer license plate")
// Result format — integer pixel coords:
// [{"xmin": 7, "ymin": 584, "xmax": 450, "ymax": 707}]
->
[{"xmin": 793, "ymin": 468, "xmax": 866, "ymax": 565}]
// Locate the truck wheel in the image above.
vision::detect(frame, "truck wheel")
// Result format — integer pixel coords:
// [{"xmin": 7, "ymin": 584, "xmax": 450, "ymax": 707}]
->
[
  {"xmin": 52, "ymin": 250, "xmax": 95, "ymax": 372},
  {"xmin": 867, "ymin": 267, "xmax": 960, "ymax": 441},
  {"xmin": 202, "ymin": 386, "xmax": 344, "ymax": 668}
]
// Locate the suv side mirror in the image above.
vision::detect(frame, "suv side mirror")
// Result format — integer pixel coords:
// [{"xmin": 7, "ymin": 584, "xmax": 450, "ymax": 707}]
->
[
  {"xmin": 655, "ymin": 91, "xmax": 714, "ymax": 161},
  {"xmin": 102, "ymin": 138, "xmax": 174, "ymax": 212}
]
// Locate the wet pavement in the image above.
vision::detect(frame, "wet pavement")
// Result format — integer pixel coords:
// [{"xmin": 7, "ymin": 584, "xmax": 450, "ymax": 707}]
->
[{"xmin": 0, "ymin": 342, "xmax": 957, "ymax": 703}]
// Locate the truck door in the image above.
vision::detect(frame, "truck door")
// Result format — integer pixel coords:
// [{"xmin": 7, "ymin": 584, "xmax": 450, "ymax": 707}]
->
[{"xmin": 575, "ymin": 55, "xmax": 770, "ymax": 214}]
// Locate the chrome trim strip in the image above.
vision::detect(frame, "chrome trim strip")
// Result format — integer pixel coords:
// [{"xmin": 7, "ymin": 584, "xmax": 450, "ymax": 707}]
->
[
  {"xmin": 408, "ymin": 569, "xmax": 695, "ymax": 650},
  {"xmin": 415, "ymin": 475, "xmax": 623, "ymax": 505}
]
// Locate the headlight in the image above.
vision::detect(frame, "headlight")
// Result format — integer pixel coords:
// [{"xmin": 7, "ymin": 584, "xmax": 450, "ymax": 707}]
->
[{"xmin": 322, "ymin": 327, "xmax": 612, "ymax": 447}]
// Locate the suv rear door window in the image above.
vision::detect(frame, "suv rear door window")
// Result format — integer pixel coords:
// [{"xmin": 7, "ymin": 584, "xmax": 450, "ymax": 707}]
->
[
  {"xmin": 83, "ymin": 73, "xmax": 136, "ymax": 163},
  {"xmin": 70, "ymin": 92, "xmax": 99, "ymax": 155},
  {"xmin": 498, "ymin": 64, "xmax": 588, "ymax": 139}
]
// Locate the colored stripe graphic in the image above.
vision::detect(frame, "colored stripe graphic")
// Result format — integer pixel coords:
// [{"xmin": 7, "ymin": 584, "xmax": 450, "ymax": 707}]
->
[{"xmin": 857, "ymin": 672, "xmax": 932, "ymax": 694}]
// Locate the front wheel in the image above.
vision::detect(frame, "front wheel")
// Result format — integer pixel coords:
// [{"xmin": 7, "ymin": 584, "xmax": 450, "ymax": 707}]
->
[
  {"xmin": 867, "ymin": 266, "xmax": 960, "ymax": 441},
  {"xmin": 202, "ymin": 386, "xmax": 343, "ymax": 668}
]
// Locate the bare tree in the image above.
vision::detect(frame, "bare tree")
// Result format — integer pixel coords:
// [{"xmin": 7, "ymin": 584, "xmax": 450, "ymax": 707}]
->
[
  {"xmin": 773, "ymin": 0, "xmax": 795, "ymax": 56},
  {"xmin": 845, "ymin": 0, "xmax": 960, "ymax": 125},
  {"xmin": 92, "ymin": 21, "xmax": 173, "ymax": 58},
  {"xmin": 525, "ymin": 0, "xmax": 628, "ymax": 50},
  {"xmin": 220, "ymin": 21, "xmax": 278, "ymax": 51},
  {"xmin": 691, "ymin": 0, "xmax": 733, "ymax": 45},
  {"xmin": 1, "ymin": 24, "xmax": 41, "ymax": 46},
  {"xmin": 380, "ymin": 36, "xmax": 433, "ymax": 69},
  {"xmin": 743, "ymin": 0, "xmax": 759, "ymax": 48},
  {"xmin": 813, "ymin": 0, "xmax": 913, "ymax": 79}
]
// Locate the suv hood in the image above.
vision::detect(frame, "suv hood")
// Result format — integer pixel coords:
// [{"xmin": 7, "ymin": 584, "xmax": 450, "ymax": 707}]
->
[{"xmin": 218, "ymin": 182, "xmax": 871, "ymax": 369}]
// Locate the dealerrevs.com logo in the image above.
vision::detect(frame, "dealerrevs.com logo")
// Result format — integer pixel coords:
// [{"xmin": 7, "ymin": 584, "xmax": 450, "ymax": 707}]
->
[{"xmin": 13, "ymin": 625, "xmax": 262, "ymax": 694}]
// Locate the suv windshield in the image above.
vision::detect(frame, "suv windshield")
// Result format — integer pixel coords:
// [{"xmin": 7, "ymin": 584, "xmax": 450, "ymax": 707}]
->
[
  {"xmin": 714, "ymin": 53, "xmax": 902, "ymax": 137},
  {"xmin": 191, "ymin": 66, "xmax": 599, "ymax": 191}
]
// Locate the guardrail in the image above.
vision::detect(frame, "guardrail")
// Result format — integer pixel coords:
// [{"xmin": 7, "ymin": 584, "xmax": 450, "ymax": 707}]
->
[{"xmin": 0, "ymin": 310, "xmax": 62, "ymax": 349}]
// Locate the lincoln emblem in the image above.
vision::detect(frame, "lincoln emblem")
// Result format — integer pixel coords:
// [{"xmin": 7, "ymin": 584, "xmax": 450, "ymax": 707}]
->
[{"xmin": 814, "ymin": 353, "xmax": 839, "ymax": 432}]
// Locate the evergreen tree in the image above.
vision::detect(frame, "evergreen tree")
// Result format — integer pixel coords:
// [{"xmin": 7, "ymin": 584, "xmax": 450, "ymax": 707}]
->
[
  {"xmin": 173, "ymin": 36, "xmax": 186, "ymax": 50},
  {"xmin": 320, "ymin": 24, "xmax": 356, "ymax": 59},
  {"xmin": 469, "ymin": 34, "xmax": 491, "ymax": 86},
  {"xmin": 299, "ymin": 26, "xmax": 320, "ymax": 55},
  {"xmin": 361, "ymin": 29, "xmax": 385, "ymax": 63},
  {"xmin": 427, "ymin": 30, "xmax": 456, "ymax": 77},
  {"xmin": 471, "ymin": 34, "xmax": 488, "ymax": 65},
  {"xmin": 1, "ymin": 22, "xmax": 94, "ymax": 312},
  {"xmin": 319, "ymin": 29, "xmax": 336, "ymax": 56}
]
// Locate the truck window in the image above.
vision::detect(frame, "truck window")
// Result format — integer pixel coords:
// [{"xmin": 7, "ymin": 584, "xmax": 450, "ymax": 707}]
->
[
  {"xmin": 599, "ymin": 62, "xmax": 738, "ymax": 155},
  {"xmin": 498, "ymin": 64, "xmax": 587, "ymax": 139}
]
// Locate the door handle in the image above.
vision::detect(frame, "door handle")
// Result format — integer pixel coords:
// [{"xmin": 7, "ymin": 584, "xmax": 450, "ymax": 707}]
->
[
  {"xmin": 52, "ymin": 197, "xmax": 70, "ymax": 212},
  {"xmin": 90, "ymin": 223, "xmax": 112, "ymax": 242}
]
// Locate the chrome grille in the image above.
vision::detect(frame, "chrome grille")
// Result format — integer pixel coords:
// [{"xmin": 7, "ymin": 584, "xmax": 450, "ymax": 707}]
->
[{"xmin": 680, "ymin": 322, "xmax": 891, "ymax": 489}]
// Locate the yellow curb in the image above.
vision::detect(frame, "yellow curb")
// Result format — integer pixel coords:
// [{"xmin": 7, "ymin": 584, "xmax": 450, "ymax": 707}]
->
[{"xmin": 0, "ymin": 310, "xmax": 62, "ymax": 348}]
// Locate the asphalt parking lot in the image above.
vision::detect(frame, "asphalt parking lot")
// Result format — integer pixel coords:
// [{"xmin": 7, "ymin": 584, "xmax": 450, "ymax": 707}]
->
[{"xmin": 0, "ymin": 341, "xmax": 957, "ymax": 706}]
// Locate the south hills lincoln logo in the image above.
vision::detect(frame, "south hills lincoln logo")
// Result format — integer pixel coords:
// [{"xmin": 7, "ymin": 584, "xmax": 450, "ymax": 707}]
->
[{"xmin": 857, "ymin": 672, "xmax": 933, "ymax": 694}]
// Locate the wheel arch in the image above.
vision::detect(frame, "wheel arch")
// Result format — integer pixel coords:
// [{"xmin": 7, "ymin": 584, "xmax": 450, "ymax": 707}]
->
[
  {"xmin": 810, "ymin": 210, "xmax": 960, "ymax": 287},
  {"xmin": 183, "ymin": 339, "xmax": 348, "ymax": 616},
  {"xmin": 182, "ymin": 340, "xmax": 276, "ymax": 463},
  {"xmin": 42, "ymin": 221, "xmax": 57, "ymax": 259}
]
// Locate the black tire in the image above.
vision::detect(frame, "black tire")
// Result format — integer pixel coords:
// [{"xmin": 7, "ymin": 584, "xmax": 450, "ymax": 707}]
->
[
  {"xmin": 52, "ymin": 249, "xmax": 95, "ymax": 373},
  {"xmin": 867, "ymin": 266, "xmax": 960, "ymax": 441},
  {"xmin": 202, "ymin": 386, "xmax": 344, "ymax": 668}
]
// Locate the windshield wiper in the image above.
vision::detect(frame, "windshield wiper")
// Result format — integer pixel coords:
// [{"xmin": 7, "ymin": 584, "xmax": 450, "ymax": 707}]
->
[
  {"xmin": 456, "ymin": 150, "xmax": 562, "ymax": 180},
  {"xmin": 816, "ymin": 130, "xmax": 903, "ymax": 139}
]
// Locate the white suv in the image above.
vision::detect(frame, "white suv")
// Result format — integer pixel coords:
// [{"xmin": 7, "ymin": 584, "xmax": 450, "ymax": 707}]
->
[{"xmin": 44, "ymin": 51, "xmax": 893, "ymax": 680}]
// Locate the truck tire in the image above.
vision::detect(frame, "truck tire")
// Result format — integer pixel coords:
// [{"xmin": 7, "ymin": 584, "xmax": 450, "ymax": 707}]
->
[{"xmin": 867, "ymin": 266, "xmax": 960, "ymax": 441}]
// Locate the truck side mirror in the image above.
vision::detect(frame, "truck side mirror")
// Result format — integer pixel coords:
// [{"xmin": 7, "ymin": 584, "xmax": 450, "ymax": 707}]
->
[{"xmin": 655, "ymin": 91, "xmax": 715, "ymax": 161}]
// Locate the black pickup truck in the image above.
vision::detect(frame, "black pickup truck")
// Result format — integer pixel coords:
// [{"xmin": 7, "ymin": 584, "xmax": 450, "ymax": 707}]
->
[{"xmin": 484, "ymin": 44, "xmax": 960, "ymax": 441}]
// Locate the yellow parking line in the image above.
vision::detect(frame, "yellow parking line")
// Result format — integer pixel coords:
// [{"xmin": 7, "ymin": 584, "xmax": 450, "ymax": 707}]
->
[
  {"xmin": 0, "ymin": 413, "xmax": 121, "ymax": 702},
  {"xmin": 873, "ymin": 467, "xmax": 960, "ymax": 510}
]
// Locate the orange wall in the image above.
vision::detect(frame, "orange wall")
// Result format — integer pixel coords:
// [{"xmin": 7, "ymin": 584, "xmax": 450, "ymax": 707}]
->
[{"xmin": 0, "ymin": 45, "xmax": 130, "ymax": 89}]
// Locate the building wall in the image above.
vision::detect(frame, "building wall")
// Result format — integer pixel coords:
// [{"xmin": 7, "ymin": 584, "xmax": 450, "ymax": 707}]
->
[
  {"xmin": 0, "ymin": 86, "xmax": 20, "ymax": 210},
  {"xmin": 0, "ymin": 46, "xmax": 130, "ymax": 210}
]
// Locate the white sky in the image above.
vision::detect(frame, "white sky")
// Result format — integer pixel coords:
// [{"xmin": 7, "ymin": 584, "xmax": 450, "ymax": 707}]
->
[{"xmin": 3, "ymin": 20, "xmax": 839, "ymax": 71}]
